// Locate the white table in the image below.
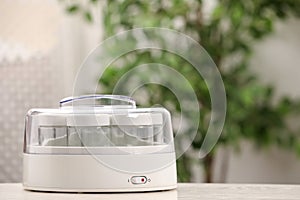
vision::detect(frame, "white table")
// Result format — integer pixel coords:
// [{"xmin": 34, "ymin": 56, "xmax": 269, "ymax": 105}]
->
[{"xmin": 1, "ymin": 183, "xmax": 300, "ymax": 200}]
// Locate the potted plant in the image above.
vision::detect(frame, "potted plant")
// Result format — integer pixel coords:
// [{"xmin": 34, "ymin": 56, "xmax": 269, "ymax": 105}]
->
[{"xmin": 64, "ymin": 0, "xmax": 300, "ymax": 182}]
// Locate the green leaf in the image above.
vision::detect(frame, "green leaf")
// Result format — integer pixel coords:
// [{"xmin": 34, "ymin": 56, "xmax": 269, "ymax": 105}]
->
[
  {"xmin": 231, "ymin": 3, "xmax": 244, "ymax": 27},
  {"xmin": 84, "ymin": 11, "xmax": 93, "ymax": 22},
  {"xmin": 66, "ymin": 4, "xmax": 79, "ymax": 13}
]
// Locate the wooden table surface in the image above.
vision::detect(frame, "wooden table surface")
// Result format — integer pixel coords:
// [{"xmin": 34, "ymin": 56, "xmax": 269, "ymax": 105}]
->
[{"xmin": 1, "ymin": 183, "xmax": 300, "ymax": 200}]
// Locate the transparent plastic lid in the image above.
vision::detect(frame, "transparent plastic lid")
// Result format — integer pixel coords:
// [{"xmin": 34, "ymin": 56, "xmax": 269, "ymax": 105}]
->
[{"xmin": 23, "ymin": 95, "xmax": 174, "ymax": 155}]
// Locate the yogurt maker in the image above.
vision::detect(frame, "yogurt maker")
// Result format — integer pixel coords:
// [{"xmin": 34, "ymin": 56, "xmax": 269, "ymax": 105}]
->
[{"xmin": 23, "ymin": 95, "xmax": 177, "ymax": 192}]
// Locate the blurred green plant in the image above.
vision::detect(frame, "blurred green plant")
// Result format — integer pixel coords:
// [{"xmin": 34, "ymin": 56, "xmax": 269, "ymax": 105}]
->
[{"xmin": 63, "ymin": 0, "xmax": 300, "ymax": 182}]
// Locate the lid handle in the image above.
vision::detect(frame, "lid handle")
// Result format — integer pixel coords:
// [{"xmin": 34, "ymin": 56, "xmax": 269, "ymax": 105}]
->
[{"xmin": 59, "ymin": 95, "xmax": 136, "ymax": 108}]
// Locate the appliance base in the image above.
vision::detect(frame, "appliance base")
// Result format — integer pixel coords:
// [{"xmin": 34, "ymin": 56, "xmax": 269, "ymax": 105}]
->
[{"xmin": 23, "ymin": 153, "xmax": 177, "ymax": 192}]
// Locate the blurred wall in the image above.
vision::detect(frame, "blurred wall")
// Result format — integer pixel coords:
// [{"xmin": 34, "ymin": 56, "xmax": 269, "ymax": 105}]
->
[
  {"xmin": 0, "ymin": 0, "xmax": 101, "ymax": 182},
  {"xmin": 0, "ymin": 0, "xmax": 64, "ymax": 182}
]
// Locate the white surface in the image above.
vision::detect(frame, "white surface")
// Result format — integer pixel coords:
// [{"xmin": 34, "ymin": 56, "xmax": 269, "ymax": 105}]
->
[{"xmin": 2, "ymin": 183, "xmax": 300, "ymax": 200}]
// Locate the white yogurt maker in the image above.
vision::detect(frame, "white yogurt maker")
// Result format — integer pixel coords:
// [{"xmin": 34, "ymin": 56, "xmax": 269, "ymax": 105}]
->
[{"xmin": 23, "ymin": 95, "xmax": 177, "ymax": 192}]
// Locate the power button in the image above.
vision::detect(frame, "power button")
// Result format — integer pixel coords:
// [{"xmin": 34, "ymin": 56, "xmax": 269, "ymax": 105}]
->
[{"xmin": 130, "ymin": 176, "xmax": 147, "ymax": 184}]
